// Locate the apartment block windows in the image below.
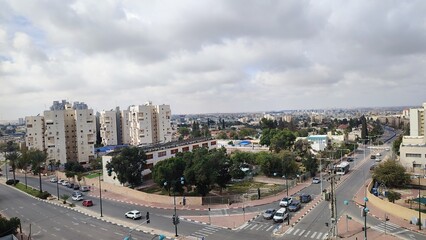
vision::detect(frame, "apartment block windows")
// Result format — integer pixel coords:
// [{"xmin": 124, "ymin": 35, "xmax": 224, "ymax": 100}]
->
[{"xmin": 406, "ymin": 153, "xmax": 421, "ymax": 158}]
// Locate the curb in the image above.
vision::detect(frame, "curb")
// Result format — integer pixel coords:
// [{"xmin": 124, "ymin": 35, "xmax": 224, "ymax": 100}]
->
[{"xmin": 0, "ymin": 181, "xmax": 175, "ymax": 240}]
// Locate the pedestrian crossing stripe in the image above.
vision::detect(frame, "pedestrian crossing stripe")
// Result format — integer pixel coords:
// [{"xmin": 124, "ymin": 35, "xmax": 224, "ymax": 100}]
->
[
  {"xmin": 191, "ymin": 226, "xmax": 221, "ymax": 238},
  {"xmin": 239, "ymin": 223, "xmax": 277, "ymax": 232},
  {"xmin": 285, "ymin": 228, "xmax": 328, "ymax": 239}
]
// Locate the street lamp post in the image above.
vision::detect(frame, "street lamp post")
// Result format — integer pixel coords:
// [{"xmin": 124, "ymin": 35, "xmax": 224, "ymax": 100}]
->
[
  {"xmin": 363, "ymin": 197, "xmax": 369, "ymax": 240},
  {"xmin": 56, "ymin": 171, "xmax": 60, "ymax": 200},
  {"xmin": 418, "ymin": 176, "xmax": 421, "ymax": 230},
  {"xmin": 99, "ymin": 172, "xmax": 103, "ymax": 217},
  {"xmin": 317, "ymin": 158, "xmax": 329, "ymax": 196},
  {"xmin": 164, "ymin": 177, "xmax": 184, "ymax": 237}
]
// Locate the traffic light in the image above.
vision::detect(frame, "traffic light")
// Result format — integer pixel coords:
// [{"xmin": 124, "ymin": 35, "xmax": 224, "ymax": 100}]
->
[
  {"xmin": 146, "ymin": 211, "xmax": 150, "ymax": 224},
  {"xmin": 172, "ymin": 215, "xmax": 176, "ymax": 225}
]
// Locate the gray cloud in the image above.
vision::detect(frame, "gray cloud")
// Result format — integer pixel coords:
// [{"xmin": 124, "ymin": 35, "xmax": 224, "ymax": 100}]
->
[{"xmin": 1, "ymin": 0, "xmax": 426, "ymax": 120}]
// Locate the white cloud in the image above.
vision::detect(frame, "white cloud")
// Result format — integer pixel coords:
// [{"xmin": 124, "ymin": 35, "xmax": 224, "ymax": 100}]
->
[{"xmin": 1, "ymin": 0, "xmax": 426, "ymax": 120}]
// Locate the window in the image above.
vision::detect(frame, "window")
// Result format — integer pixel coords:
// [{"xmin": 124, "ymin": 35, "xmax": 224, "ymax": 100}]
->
[
  {"xmin": 158, "ymin": 151, "xmax": 166, "ymax": 157},
  {"xmin": 171, "ymin": 149, "xmax": 178, "ymax": 154},
  {"xmin": 211, "ymin": 141, "xmax": 216, "ymax": 145},
  {"xmin": 202, "ymin": 143, "xmax": 208, "ymax": 148},
  {"xmin": 146, "ymin": 154, "xmax": 153, "ymax": 160},
  {"xmin": 182, "ymin": 146, "xmax": 190, "ymax": 152},
  {"xmin": 406, "ymin": 153, "xmax": 421, "ymax": 158},
  {"xmin": 193, "ymin": 145, "xmax": 199, "ymax": 149}
]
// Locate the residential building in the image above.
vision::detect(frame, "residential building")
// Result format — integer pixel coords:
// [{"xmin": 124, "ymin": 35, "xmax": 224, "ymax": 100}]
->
[
  {"xmin": 25, "ymin": 116, "xmax": 45, "ymax": 150},
  {"xmin": 102, "ymin": 137, "xmax": 217, "ymax": 185},
  {"xmin": 128, "ymin": 102, "xmax": 172, "ymax": 146},
  {"xmin": 25, "ymin": 100, "xmax": 96, "ymax": 166},
  {"xmin": 400, "ymin": 102, "xmax": 426, "ymax": 173},
  {"xmin": 100, "ymin": 109, "xmax": 119, "ymax": 146}
]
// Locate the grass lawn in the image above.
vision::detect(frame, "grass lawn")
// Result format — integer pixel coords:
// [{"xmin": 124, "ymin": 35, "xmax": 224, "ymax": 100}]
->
[
  {"xmin": 15, "ymin": 183, "xmax": 41, "ymax": 196},
  {"xmin": 85, "ymin": 172, "xmax": 102, "ymax": 179},
  {"xmin": 226, "ymin": 181, "xmax": 278, "ymax": 194}
]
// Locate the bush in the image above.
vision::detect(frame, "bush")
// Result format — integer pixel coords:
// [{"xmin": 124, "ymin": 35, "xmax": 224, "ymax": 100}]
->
[
  {"xmin": 37, "ymin": 191, "xmax": 52, "ymax": 200},
  {"xmin": 6, "ymin": 179, "xmax": 20, "ymax": 185}
]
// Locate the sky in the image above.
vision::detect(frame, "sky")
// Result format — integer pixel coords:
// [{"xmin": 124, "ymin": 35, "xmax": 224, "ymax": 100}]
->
[{"xmin": 1, "ymin": 0, "xmax": 426, "ymax": 120}]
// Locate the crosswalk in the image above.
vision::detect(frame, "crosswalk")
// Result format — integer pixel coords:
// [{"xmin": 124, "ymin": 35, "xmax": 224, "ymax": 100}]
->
[
  {"xmin": 239, "ymin": 222, "xmax": 277, "ymax": 232},
  {"xmin": 285, "ymin": 228, "xmax": 328, "ymax": 239},
  {"xmin": 372, "ymin": 221, "xmax": 407, "ymax": 234},
  {"xmin": 191, "ymin": 225, "xmax": 222, "ymax": 238}
]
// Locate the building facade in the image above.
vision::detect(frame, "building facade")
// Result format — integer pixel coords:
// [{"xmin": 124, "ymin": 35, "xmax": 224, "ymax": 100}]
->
[
  {"xmin": 400, "ymin": 102, "xmax": 426, "ymax": 173},
  {"xmin": 100, "ymin": 110, "xmax": 119, "ymax": 146},
  {"xmin": 102, "ymin": 137, "xmax": 217, "ymax": 185},
  {"xmin": 25, "ymin": 101, "xmax": 96, "ymax": 166}
]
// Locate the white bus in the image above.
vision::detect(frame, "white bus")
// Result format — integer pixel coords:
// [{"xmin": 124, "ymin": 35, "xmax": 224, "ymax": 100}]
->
[{"xmin": 334, "ymin": 161, "xmax": 350, "ymax": 175}]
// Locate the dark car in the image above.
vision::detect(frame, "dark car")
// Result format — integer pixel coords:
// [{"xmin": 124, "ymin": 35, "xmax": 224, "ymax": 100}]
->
[
  {"xmin": 300, "ymin": 193, "xmax": 312, "ymax": 203},
  {"xmin": 263, "ymin": 209, "xmax": 277, "ymax": 220},
  {"xmin": 67, "ymin": 182, "xmax": 74, "ymax": 188},
  {"xmin": 288, "ymin": 200, "xmax": 301, "ymax": 212},
  {"xmin": 6, "ymin": 179, "xmax": 20, "ymax": 185},
  {"xmin": 346, "ymin": 157, "xmax": 354, "ymax": 162},
  {"xmin": 73, "ymin": 184, "xmax": 80, "ymax": 190}
]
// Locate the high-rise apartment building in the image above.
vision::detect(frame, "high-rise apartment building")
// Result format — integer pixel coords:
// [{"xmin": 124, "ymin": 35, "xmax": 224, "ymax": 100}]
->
[
  {"xmin": 98, "ymin": 102, "xmax": 172, "ymax": 146},
  {"xmin": 25, "ymin": 116, "xmax": 45, "ymax": 150},
  {"xmin": 400, "ymin": 102, "xmax": 426, "ymax": 173},
  {"xmin": 100, "ymin": 109, "xmax": 119, "ymax": 146},
  {"xmin": 409, "ymin": 103, "xmax": 426, "ymax": 136},
  {"xmin": 25, "ymin": 100, "xmax": 96, "ymax": 166}
]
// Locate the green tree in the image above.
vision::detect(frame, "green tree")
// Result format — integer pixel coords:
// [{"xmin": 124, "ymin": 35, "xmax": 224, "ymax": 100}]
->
[
  {"xmin": 106, "ymin": 147, "xmax": 147, "ymax": 187},
  {"xmin": 215, "ymin": 131, "xmax": 228, "ymax": 139},
  {"xmin": 303, "ymin": 156, "xmax": 318, "ymax": 177},
  {"xmin": 17, "ymin": 149, "xmax": 31, "ymax": 188},
  {"xmin": 0, "ymin": 216, "xmax": 20, "ymax": 237},
  {"xmin": 279, "ymin": 150, "xmax": 299, "ymax": 178},
  {"xmin": 293, "ymin": 139, "xmax": 311, "ymax": 158},
  {"xmin": 386, "ymin": 190, "xmax": 401, "ymax": 203},
  {"xmin": 258, "ymin": 153, "xmax": 282, "ymax": 177},
  {"xmin": 61, "ymin": 194, "xmax": 70, "ymax": 204},
  {"xmin": 190, "ymin": 121, "xmax": 202, "ymax": 138},
  {"xmin": 238, "ymin": 127, "xmax": 257, "ymax": 138},
  {"xmin": 392, "ymin": 135, "xmax": 403, "ymax": 156},
  {"xmin": 178, "ymin": 127, "xmax": 190, "ymax": 137},
  {"xmin": 259, "ymin": 118, "xmax": 276, "ymax": 129},
  {"xmin": 152, "ymin": 155, "xmax": 186, "ymax": 194},
  {"xmin": 5, "ymin": 151, "xmax": 20, "ymax": 182},
  {"xmin": 360, "ymin": 115, "xmax": 368, "ymax": 143},
  {"xmin": 29, "ymin": 149, "xmax": 48, "ymax": 193},
  {"xmin": 372, "ymin": 160, "xmax": 410, "ymax": 188},
  {"xmin": 270, "ymin": 129, "xmax": 296, "ymax": 153}
]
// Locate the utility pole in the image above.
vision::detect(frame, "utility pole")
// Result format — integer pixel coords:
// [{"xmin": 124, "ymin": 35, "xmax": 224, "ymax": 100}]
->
[{"xmin": 328, "ymin": 172, "xmax": 339, "ymax": 238}]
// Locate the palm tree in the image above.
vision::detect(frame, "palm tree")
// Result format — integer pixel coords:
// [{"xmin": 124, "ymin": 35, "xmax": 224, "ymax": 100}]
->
[
  {"xmin": 17, "ymin": 149, "xmax": 31, "ymax": 189},
  {"xmin": 5, "ymin": 151, "xmax": 20, "ymax": 183},
  {"xmin": 29, "ymin": 149, "xmax": 48, "ymax": 193}
]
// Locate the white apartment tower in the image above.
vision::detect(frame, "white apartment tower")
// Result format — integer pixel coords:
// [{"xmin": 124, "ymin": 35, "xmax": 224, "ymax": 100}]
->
[
  {"xmin": 100, "ymin": 110, "xmax": 119, "ymax": 146},
  {"xmin": 121, "ymin": 109, "xmax": 131, "ymax": 144},
  {"xmin": 156, "ymin": 104, "xmax": 172, "ymax": 143},
  {"xmin": 127, "ymin": 102, "xmax": 172, "ymax": 146},
  {"xmin": 25, "ymin": 100, "xmax": 96, "ymax": 166},
  {"xmin": 25, "ymin": 116, "xmax": 45, "ymax": 150},
  {"xmin": 409, "ymin": 103, "xmax": 426, "ymax": 137}
]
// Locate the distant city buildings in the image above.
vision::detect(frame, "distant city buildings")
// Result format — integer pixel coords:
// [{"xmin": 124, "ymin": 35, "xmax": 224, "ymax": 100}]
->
[{"xmin": 400, "ymin": 103, "xmax": 426, "ymax": 173}]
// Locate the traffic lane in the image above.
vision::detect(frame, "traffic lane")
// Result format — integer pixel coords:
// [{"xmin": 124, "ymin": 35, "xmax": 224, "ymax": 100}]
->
[{"xmin": 0, "ymin": 184, "xmax": 154, "ymax": 240}]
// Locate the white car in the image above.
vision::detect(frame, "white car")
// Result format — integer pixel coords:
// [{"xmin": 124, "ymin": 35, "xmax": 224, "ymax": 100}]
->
[
  {"xmin": 50, "ymin": 177, "xmax": 57, "ymax": 183},
  {"xmin": 273, "ymin": 208, "xmax": 289, "ymax": 222},
  {"xmin": 58, "ymin": 179, "xmax": 65, "ymax": 184},
  {"xmin": 312, "ymin": 177, "xmax": 321, "ymax": 184},
  {"xmin": 72, "ymin": 195, "xmax": 84, "ymax": 201},
  {"xmin": 62, "ymin": 181, "xmax": 69, "ymax": 186},
  {"xmin": 125, "ymin": 210, "xmax": 142, "ymax": 220},
  {"xmin": 279, "ymin": 197, "xmax": 293, "ymax": 207}
]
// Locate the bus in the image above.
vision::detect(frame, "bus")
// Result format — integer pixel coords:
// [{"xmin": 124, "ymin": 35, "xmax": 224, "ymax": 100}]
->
[{"xmin": 334, "ymin": 161, "xmax": 350, "ymax": 175}]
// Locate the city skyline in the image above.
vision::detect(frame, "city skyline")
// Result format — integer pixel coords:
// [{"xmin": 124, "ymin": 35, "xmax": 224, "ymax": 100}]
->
[{"xmin": 1, "ymin": 0, "xmax": 426, "ymax": 120}]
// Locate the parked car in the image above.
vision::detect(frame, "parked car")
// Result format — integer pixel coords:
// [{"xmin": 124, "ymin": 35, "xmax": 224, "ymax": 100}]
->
[
  {"xmin": 370, "ymin": 155, "xmax": 376, "ymax": 160},
  {"xmin": 370, "ymin": 164, "xmax": 377, "ymax": 171},
  {"xmin": 300, "ymin": 193, "xmax": 312, "ymax": 203},
  {"xmin": 273, "ymin": 208, "xmax": 288, "ymax": 223},
  {"xmin": 263, "ymin": 209, "xmax": 277, "ymax": 220},
  {"xmin": 49, "ymin": 177, "xmax": 57, "ymax": 183},
  {"xmin": 72, "ymin": 191, "xmax": 83, "ymax": 197},
  {"xmin": 125, "ymin": 210, "xmax": 142, "ymax": 220},
  {"xmin": 279, "ymin": 197, "xmax": 293, "ymax": 207},
  {"xmin": 73, "ymin": 184, "xmax": 80, "ymax": 190},
  {"xmin": 82, "ymin": 200, "xmax": 93, "ymax": 207},
  {"xmin": 312, "ymin": 177, "xmax": 321, "ymax": 184},
  {"xmin": 62, "ymin": 181, "xmax": 69, "ymax": 186},
  {"xmin": 6, "ymin": 179, "xmax": 19, "ymax": 185},
  {"xmin": 288, "ymin": 200, "xmax": 301, "ymax": 212},
  {"xmin": 58, "ymin": 179, "xmax": 65, "ymax": 185},
  {"xmin": 376, "ymin": 152, "xmax": 382, "ymax": 157},
  {"xmin": 375, "ymin": 157, "xmax": 381, "ymax": 162},
  {"xmin": 72, "ymin": 195, "xmax": 84, "ymax": 201},
  {"xmin": 346, "ymin": 157, "xmax": 354, "ymax": 162},
  {"xmin": 80, "ymin": 186, "xmax": 90, "ymax": 192}
]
